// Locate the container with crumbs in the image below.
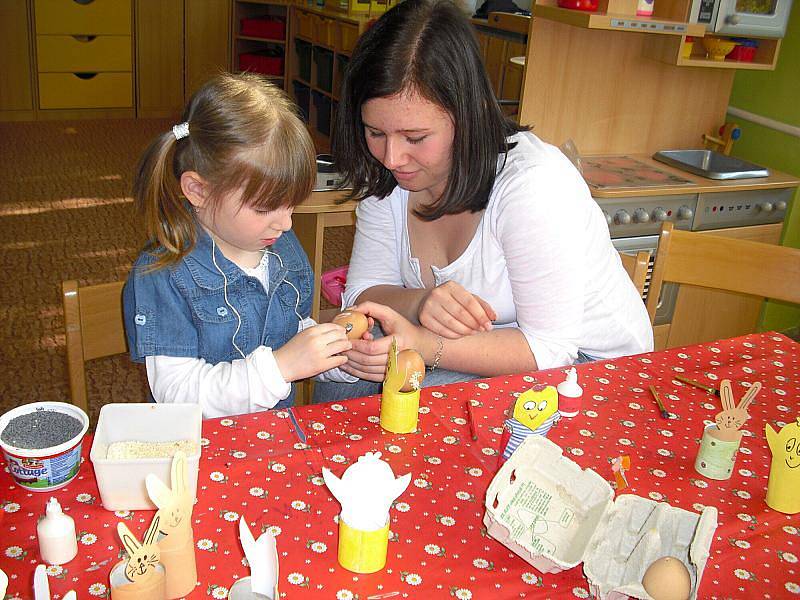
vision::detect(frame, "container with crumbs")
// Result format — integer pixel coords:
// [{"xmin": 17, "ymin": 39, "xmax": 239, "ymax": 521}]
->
[{"xmin": 90, "ymin": 404, "xmax": 202, "ymax": 511}]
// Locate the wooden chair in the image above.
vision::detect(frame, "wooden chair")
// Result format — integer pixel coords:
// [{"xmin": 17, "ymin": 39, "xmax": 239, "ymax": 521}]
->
[
  {"xmin": 619, "ymin": 250, "xmax": 651, "ymax": 298},
  {"xmin": 62, "ymin": 280, "xmax": 128, "ymax": 413},
  {"xmin": 646, "ymin": 222, "xmax": 800, "ymax": 324}
]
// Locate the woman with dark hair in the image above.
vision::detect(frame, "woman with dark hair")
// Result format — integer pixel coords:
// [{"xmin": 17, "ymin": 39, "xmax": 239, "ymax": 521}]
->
[{"xmin": 314, "ymin": 0, "xmax": 652, "ymax": 401}]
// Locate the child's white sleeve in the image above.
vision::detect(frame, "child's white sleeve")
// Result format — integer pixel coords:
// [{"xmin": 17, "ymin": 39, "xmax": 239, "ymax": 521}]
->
[
  {"xmin": 145, "ymin": 347, "xmax": 291, "ymax": 418},
  {"xmin": 299, "ymin": 316, "xmax": 359, "ymax": 384}
]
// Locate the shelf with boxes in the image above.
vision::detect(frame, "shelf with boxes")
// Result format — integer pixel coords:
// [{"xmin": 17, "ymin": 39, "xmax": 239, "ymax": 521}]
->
[
  {"xmin": 233, "ymin": 1, "xmax": 292, "ymax": 88},
  {"xmin": 643, "ymin": 33, "xmax": 781, "ymax": 70},
  {"xmin": 289, "ymin": 6, "xmax": 372, "ymax": 151},
  {"xmin": 33, "ymin": 0, "xmax": 135, "ymax": 117}
]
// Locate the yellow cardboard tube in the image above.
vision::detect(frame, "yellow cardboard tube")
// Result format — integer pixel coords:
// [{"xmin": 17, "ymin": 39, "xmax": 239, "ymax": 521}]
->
[
  {"xmin": 380, "ymin": 388, "xmax": 419, "ymax": 434},
  {"xmin": 338, "ymin": 518, "xmax": 390, "ymax": 573}
]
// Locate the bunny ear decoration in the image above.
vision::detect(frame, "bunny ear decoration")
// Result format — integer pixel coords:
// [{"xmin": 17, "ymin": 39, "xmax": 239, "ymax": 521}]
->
[
  {"xmin": 238, "ymin": 517, "xmax": 278, "ymax": 598},
  {"xmin": 33, "ymin": 564, "xmax": 49, "ymax": 600},
  {"xmin": 143, "ymin": 514, "xmax": 161, "ymax": 547},
  {"xmin": 720, "ymin": 379, "xmax": 735, "ymax": 411},
  {"xmin": 117, "ymin": 522, "xmax": 142, "ymax": 558},
  {"xmin": 172, "ymin": 451, "xmax": 187, "ymax": 496},
  {"xmin": 738, "ymin": 381, "xmax": 762, "ymax": 411}
]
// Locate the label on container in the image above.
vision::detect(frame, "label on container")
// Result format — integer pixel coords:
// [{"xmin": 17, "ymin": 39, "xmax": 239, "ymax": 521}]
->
[{"xmin": 3, "ymin": 444, "xmax": 82, "ymax": 491}]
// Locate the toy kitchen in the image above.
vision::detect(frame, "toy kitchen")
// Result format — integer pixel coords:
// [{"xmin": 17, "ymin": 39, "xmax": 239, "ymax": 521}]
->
[{"xmin": 580, "ymin": 151, "xmax": 798, "ymax": 351}]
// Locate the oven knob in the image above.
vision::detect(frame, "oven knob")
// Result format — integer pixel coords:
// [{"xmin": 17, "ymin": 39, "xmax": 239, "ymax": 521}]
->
[
  {"xmin": 776, "ymin": 200, "xmax": 788, "ymax": 211},
  {"xmin": 633, "ymin": 208, "xmax": 650, "ymax": 223},
  {"xmin": 652, "ymin": 207, "xmax": 668, "ymax": 222},
  {"xmin": 603, "ymin": 210, "xmax": 612, "ymax": 225},
  {"xmin": 758, "ymin": 202, "xmax": 774, "ymax": 213},
  {"xmin": 614, "ymin": 210, "xmax": 631, "ymax": 225},
  {"xmin": 677, "ymin": 205, "xmax": 693, "ymax": 220}
]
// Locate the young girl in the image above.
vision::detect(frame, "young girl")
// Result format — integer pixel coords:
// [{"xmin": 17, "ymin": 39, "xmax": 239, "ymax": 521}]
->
[{"xmin": 123, "ymin": 73, "xmax": 356, "ymax": 417}]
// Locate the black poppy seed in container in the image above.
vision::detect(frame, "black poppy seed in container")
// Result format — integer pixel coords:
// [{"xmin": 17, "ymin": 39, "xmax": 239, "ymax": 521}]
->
[{"xmin": 0, "ymin": 411, "xmax": 83, "ymax": 449}]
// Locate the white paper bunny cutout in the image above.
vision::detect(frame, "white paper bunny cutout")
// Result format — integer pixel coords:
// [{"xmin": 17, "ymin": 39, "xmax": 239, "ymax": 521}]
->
[
  {"xmin": 323, "ymin": 451, "xmax": 411, "ymax": 530},
  {"xmin": 1, "ymin": 567, "xmax": 8, "ymax": 598},
  {"xmin": 33, "ymin": 564, "xmax": 77, "ymax": 600},
  {"xmin": 238, "ymin": 517, "xmax": 279, "ymax": 597},
  {"xmin": 145, "ymin": 451, "xmax": 193, "ymax": 540}
]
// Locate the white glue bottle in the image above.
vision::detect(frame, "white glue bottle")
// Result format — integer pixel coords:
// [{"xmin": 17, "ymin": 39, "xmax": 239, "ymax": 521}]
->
[
  {"xmin": 37, "ymin": 497, "xmax": 78, "ymax": 565},
  {"xmin": 557, "ymin": 367, "xmax": 584, "ymax": 418}
]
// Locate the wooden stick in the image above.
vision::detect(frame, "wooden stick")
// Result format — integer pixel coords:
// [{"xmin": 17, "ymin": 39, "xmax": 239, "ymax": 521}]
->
[
  {"xmin": 674, "ymin": 374, "xmax": 719, "ymax": 396},
  {"xmin": 649, "ymin": 385, "xmax": 669, "ymax": 419}
]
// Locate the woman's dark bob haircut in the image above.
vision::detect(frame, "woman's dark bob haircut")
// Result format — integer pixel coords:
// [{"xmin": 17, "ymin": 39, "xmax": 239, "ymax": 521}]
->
[{"xmin": 332, "ymin": 0, "xmax": 526, "ymax": 220}]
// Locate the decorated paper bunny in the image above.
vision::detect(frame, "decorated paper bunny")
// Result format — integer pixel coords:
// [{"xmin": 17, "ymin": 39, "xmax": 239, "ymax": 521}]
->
[
  {"xmin": 109, "ymin": 516, "xmax": 165, "ymax": 600},
  {"xmin": 145, "ymin": 451, "xmax": 197, "ymax": 599},
  {"xmin": 146, "ymin": 451, "xmax": 194, "ymax": 541},
  {"xmin": 323, "ymin": 451, "xmax": 411, "ymax": 530},
  {"xmin": 33, "ymin": 564, "xmax": 77, "ymax": 600},
  {"xmin": 714, "ymin": 380, "xmax": 760, "ymax": 441},
  {"xmin": 235, "ymin": 517, "xmax": 279, "ymax": 599}
]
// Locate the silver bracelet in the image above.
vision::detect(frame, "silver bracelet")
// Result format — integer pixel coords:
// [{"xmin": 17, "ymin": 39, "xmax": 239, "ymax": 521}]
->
[{"xmin": 428, "ymin": 336, "xmax": 444, "ymax": 372}]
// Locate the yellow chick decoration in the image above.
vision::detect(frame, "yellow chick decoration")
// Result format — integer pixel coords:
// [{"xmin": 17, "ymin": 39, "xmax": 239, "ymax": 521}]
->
[
  {"xmin": 500, "ymin": 386, "xmax": 560, "ymax": 460},
  {"xmin": 765, "ymin": 417, "xmax": 800, "ymax": 514}
]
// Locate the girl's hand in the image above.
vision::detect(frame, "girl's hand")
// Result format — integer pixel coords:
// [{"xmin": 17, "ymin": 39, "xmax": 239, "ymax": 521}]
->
[
  {"xmin": 339, "ymin": 301, "xmax": 427, "ymax": 382},
  {"xmin": 274, "ymin": 323, "xmax": 351, "ymax": 382},
  {"xmin": 418, "ymin": 281, "xmax": 497, "ymax": 339}
]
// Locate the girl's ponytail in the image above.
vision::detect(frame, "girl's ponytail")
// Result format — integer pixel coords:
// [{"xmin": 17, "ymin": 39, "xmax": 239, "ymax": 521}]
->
[{"xmin": 133, "ymin": 130, "xmax": 195, "ymax": 269}]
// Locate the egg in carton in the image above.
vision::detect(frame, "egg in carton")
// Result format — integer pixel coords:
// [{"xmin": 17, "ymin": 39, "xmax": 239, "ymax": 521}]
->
[{"xmin": 484, "ymin": 436, "xmax": 717, "ymax": 600}]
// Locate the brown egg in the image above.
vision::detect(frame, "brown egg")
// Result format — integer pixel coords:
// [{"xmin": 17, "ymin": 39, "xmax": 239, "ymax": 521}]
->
[
  {"xmin": 332, "ymin": 310, "xmax": 369, "ymax": 340},
  {"xmin": 641, "ymin": 556, "xmax": 691, "ymax": 600},
  {"xmin": 397, "ymin": 349, "xmax": 426, "ymax": 392}
]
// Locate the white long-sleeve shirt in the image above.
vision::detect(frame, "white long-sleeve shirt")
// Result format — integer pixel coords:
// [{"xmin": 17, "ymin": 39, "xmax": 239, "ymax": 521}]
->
[
  {"xmin": 145, "ymin": 257, "xmax": 355, "ymax": 419},
  {"xmin": 343, "ymin": 132, "xmax": 653, "ymax": 370}
]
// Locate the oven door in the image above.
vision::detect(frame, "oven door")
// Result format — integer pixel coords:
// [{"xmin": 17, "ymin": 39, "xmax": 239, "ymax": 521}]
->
[
  {"xmin": 612, "ymin": 235, "xmax": 677, "ymax": 327},
  {"xmin": 714, "ymin": 0, "xmax": 793, "ymax": 37}
]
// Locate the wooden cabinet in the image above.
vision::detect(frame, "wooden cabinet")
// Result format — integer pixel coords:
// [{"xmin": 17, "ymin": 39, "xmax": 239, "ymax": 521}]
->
[
  {"xmin": 34, "ymin": 0, "xmax": 134, "ymax": 116},
  {"xmin": 186, "ymin": 0, "xmax": 231, "ymax": 98},
  {"xmin": 0, "ymin": 0, "xmax": 35, "ymax": 120},
  {"xmin": 232, "ymin": 0, "xmax": 289, "ymax": 92},
  {"xmin": 288, "ymin": 6, "xmax": 370, "ymax": 151},
  {"xmin": 136, "ymin": 0, "xmax": 184, "ymax": 118}
]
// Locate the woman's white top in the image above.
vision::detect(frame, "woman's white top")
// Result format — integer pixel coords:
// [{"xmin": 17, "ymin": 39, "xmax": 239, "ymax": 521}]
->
[
  {"xmin": 343, "ymin": 131, "xmax": 653, "ymax": 370},
  {"xmin": 146, "ymin": 256, "xmax": 355, "ymax": 419}
]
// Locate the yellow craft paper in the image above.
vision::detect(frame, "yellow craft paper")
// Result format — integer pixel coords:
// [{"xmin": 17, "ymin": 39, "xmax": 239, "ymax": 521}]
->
[
  {"xmin": 338, "ymin": 518, "xmax": 390, "ymax": 573},
  {"xmin": 765, "ymin": 417, "xmax": 800, "ymax": 514},
  {"xmin": 380, "ymin": 388, "xmax": 420, "ymax": 434},
  {"xmin": 512, "ymin": 386, "xmax": 559, "ymax": 431}
]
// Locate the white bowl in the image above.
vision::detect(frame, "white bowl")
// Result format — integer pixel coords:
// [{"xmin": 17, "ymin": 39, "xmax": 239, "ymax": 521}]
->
[{"xmin": 90, "ymin": 403, "xmax": 202, "ymax": 511}]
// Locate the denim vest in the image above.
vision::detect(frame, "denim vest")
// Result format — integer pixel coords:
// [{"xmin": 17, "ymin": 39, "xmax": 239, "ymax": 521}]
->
[{"xmin": 122, "ymin": 226, "xmax": 313, "ymax": 409}]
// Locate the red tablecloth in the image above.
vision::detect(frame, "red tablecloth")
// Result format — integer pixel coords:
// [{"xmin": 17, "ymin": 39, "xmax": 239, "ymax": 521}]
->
[{"xmin": 1, "ymin": 332, "xmax": 799, "ymax": 599}]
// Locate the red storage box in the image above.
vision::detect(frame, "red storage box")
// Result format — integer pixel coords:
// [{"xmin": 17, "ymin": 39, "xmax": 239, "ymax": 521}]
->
[
  {"xmin": 241, "ymin": 17, "xmax": 285, "ymax": 40},
  {"xmin": 239, "ymin": 53, "xmax": 284, "ymax": 76}
]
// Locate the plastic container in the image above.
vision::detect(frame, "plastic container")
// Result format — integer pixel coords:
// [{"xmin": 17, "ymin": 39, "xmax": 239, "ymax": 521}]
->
[
  {"xmin": 484, "ymin": 436, "xmax": 718, "ymax": 599},
  {"xmin": 89, "ymin": 403, "xmax": 202, "ymax": 511},
  {"xmin": 556, "ymin": 0, "xmax": 599, "ymax": 11},
  {"xmin": 557, "ymin": 367, "xmax": 583, "ymax": 418},
  {"xmin": 0, "ymin": 402, "xmax": 89, "ymax": 492},
  {"xmin": 37, "ymin": 497, "xmax": 78, "ymax": 565},
  {"xmin": 321, "ymin": 264, "xmax": 348, "ymax": 306},
  {"xmin": 681, "ymin": 36, "xmax": 695, "ymax": 58},
  {"xmin": 240, "ymin": 17, "xmax": 285, "ymax": 40},
  {"xmin": 728, "ymin": 38, "xmax": 758, "ymax": 62},
  {"xmin": 239, "ymin": 52, "xmax": 284, "ymax": 76}
]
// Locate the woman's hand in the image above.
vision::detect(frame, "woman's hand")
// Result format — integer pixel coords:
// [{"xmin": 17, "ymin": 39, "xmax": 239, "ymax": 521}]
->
[
  {"xmin": 274, "ymin": 323, "xmax": 351, "ymax": 382},
  {"xmin": 418, "ymin": 281, "xmax": 497, "ymax": 339},
  {"xmin": 339, "ymin": 301, "xmax": 427, "ymax": 382}
]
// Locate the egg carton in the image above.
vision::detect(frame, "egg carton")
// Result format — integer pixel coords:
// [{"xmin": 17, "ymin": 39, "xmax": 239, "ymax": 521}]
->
[{"xmin": 484, "ymin": 436, "xmax": 717, "ymax": 600}]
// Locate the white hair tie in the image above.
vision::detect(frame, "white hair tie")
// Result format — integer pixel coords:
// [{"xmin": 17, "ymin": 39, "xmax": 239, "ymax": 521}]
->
[{"xmin": 172, "ymin": 122, "xmax": 190, "ymax": 140}]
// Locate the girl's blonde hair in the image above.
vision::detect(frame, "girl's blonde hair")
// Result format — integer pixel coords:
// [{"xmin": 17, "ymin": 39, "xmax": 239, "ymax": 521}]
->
[{"xmin": 134, "ymin": 72, "xmax": 315, "ymax": 269}]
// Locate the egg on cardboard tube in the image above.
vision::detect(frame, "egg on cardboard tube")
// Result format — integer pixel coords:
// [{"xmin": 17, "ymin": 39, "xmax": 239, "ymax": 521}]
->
[
  {"xmin": 332, "ymin": 310, "xmax": 369, "ymax": 340},
  {"xmin": 397, "ymin": 349, "xmax": 426, "ymax": 392},
  {"xmin": 641, "ymin": 556, "xmax": 691, "ymax": 600}
]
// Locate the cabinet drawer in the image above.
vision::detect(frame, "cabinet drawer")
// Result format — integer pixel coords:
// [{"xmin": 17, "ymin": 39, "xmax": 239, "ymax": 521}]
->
[
  {"xmin": 314, "ymin": 17, "xmax": 335, "ymax": 47},
  {"xmin": 38, "ymin": 72, "xmax": 132, "ymax": 109},
  {"xmin": 337, "ymin": 22, "xmax": 359, "ymax": 55},
  {"xmin": 35, "ymin": 0, "xmax": 131, "ymax": 35},
  {"xmin": 37, "ymin": 35, "xmax": 132, "ymax": 72},
  {"xmin": 297, "ymin": 10, "xmax": 314, "ymax": 39}
]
